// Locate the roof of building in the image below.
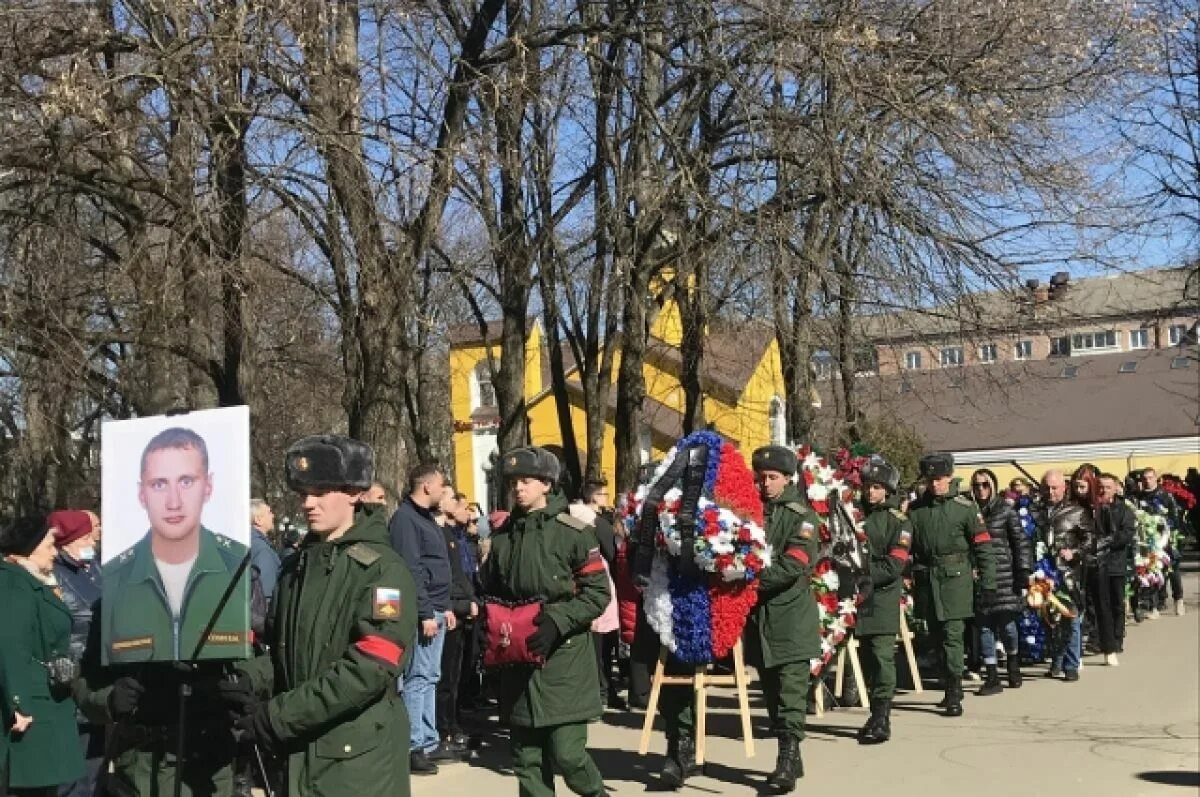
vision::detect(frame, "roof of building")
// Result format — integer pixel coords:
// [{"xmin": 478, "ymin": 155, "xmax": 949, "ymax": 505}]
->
[
  {"xmin": 858, "ymin": 266, "xmax": 1199, "ymax": 343},
  {"xmin": 816, "ymin": 345, "xmax": 1200, "ymax": 452}
]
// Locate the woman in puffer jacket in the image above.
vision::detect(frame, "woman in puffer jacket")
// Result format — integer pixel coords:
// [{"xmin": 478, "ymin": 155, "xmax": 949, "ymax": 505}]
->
[{"xmin": 969, "ymin": 469, "xmax": 1033, "ymax": 694}]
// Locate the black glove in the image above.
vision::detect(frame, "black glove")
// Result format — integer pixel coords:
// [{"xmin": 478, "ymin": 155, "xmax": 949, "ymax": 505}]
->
[
  {"xmin": 234, "ymin": 705, "xmax": 278, "ymax": 754},
  {"xmin": 217, "ymin": 676, "xmax": 259, "ymax": 721},
  {"xmin": 108, "ymin": 676, "xmax": 145, "ymax": 721},
  {"xmin": 526, "ymin": 613, "xmax": 561, "ymax": 658}
]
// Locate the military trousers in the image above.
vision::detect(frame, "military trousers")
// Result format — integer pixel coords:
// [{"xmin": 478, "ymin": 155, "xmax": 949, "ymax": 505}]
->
[
  {"xmin": 760, "ymin": 661, "xmax": 810, "ymax": 741},
  {"xmin": 511, "ymin": 723, "xmax": 604, "ymax": 797},
  {"xmin": 858, "ymin": 634, "xmax": 897, "ymax": 702},
  {"xmin": 927, "ymin": 618, "xmax": 966, "ymax": 680}
]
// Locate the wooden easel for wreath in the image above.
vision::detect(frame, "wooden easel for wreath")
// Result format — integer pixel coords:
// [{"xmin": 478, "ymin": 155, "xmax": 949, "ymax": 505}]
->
[
  {"xmin": 812, "ymin": 604, "xmax": 922, "ymax": 717},
  {"xmin": 639, "ymin": 640, "xmax": 756, "ymax": 763}
]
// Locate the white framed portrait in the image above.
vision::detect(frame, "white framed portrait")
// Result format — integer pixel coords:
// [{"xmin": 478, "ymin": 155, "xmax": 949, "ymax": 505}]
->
[{"xmin": 99, "ymin": 406, "xmax": 252, "ymax": 664}]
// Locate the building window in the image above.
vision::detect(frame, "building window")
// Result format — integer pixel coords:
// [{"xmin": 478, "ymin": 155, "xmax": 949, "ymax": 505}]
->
[
  {"xmin": 1050, "ymin": 336, "xmax": 1072, "ymax": 357},
  {"xmin": 904, "ymin": 351, "xmax": 922, "ymax": 370},
  {"xmin": 1168, "ymin": 323, "xmax": 1191, "ymax": 346},
  {"xmin": 940, "ymin": 346, "xmax": 963, "ymax": 367},
  {"xmin": 473, "ymin": 361, "xmax": 497, "ymax": 409},
  {"xmin": 1128, "ymin": 328, "xmax": 1149, "ymax": 350},
  {"xmin": 811, "ymin": 350, "xmax": 834, "ymax": 381},
  {"xmin": 768, "ymin": 396, "xmax": 787, "ymax": 446},
  {"xmin": 979, "ymin": 343, "xmax": 997, "ymax": 364},
  {"xmin": 1070, "ymin": 329, "xmax": 1118, "ymax": 353},
  {"xmin": 1014, "ymin": 340, "xmax": 1033, "ymax": 360}
]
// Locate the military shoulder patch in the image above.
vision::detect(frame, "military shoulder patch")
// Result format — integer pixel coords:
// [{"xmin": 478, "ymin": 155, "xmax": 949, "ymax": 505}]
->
[
  {"xmin": 897, "ymin": 529, "xmax": 913, "ymax": 548},
  {"xmin": 556, "ymin": 512, "xmax": 590, "ymax": 531},
  {"xmin": 799, "ymin": 521, "xmax": 815, "ymax": 540},
  {"xmin": 373, "ymin": 587, "xmax": 402, "ymax": 619},
  {"xmin": 347, "ymin": 543, "xmax": 382, "ymax": 567}
]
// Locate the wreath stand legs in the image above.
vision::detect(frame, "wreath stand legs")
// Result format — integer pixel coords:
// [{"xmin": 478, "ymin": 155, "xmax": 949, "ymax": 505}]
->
[
  {"xmin": 899, "ymin": 608, "xmax": 923, "ymax": 693},
  {"xmin": 638, "ymin": 640, "xmax": 756, "ymax": 763},
  {"xmin": 812, "ymin": 635, "xmax": 870, "ymax": 717}
]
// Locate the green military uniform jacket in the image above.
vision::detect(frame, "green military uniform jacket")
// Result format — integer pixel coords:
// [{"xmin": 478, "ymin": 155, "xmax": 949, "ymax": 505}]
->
[
  {"xmin": 909, "ymin": 481, "xmax": 997, "ymax": 622},
  {"xmin": 480, "ymin": 491, "xmax": 609, "ymax": 729},
  {"xmin": 238, "ymin": 503, "xmax": 418, "ymax": 797},
  {"xmin": 101, "ymin": 526, "xmax": 250, "ymax": 664},
  {"xmin": 856, "ymin": 499, "xmax": 911, "ymax": 637},
  {"xmin": 0, "ymin": 561, "xmax": 85, "ymax": 789},
  {"xmin": 746, "ymin": 484, "xmax": 821, "ymax": 669}
]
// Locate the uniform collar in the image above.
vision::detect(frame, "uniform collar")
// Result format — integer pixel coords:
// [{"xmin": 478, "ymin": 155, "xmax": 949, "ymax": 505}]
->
[
  {"xmin": 511, "ymin": 491, "xmax": 568, "ymax": 525},
  {"xmin": 325, "ymin": 502, "xmax": 389, "ymax": 548},
  {"xmin": 768, "ymin": 483, "xmax": 803, "ymax": 507},
  {"xmin": 127, "ymin": 526, "xmax": 228, "ymax": 585}
]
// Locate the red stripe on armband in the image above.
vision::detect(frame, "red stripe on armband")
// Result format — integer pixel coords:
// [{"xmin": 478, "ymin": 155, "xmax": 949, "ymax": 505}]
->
[
  {"xmin": 355, "ymin": 635, "xmax": 403, "ymax": 667},
  {"xmin": 575, "ymin": 560, "xmax": 605, "ymax": 576},
  {"xmin": 785, "ymin": 547, "xmax": 811, "ymax": 565},
  {"xmin": 888, "ymin": 547, "xmax": 910, "ymax": 562},
  {"xmin": 973, "ymin": 532, "xmax": 991, "ymax": 544}
]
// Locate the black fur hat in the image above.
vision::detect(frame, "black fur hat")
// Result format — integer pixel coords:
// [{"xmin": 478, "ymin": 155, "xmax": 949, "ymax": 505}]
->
[
  {"xmin": 285, "ymin": 435, "xmax": 375, "ymax": 492},
  {"xmin": 861, "ymin": 457, "xmax": 901, "ymax": 493},
  {"xmin": 0, "ymin": 515, "xmax": 50, "ymax": 557},
  {"xmin": 919, "ymin": 452, "xmax": 955, "ymax": 479},
  {"xmin": 502, "ymin": 446, "xmax": 561, "ymax": 484},
  {"xmin": 751, "ymin": 445, "xmax": 798, "ymax": 476}
]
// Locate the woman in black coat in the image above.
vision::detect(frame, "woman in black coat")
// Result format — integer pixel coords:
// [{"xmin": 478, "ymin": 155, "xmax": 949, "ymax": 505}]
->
[{"xmin": 969, "ymin": 469, "xmax": 1033, "ymax": 694}]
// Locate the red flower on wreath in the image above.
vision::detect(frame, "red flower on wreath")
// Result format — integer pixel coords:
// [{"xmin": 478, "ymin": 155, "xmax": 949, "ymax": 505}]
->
[
  {"xmin": 710, "ymin": 581, "xmax": 758, "ymax": 658},
  {"xmin": 811, "ymin": 499, "xmax": 829, "ymax": 516}
]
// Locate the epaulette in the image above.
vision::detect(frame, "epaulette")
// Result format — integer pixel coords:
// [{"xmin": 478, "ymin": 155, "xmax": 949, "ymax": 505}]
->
[
  {"xmin": 783, "ymin": 502, "xmax": 808, "ymax": 516},
  {"xmin": 346, "ymin": 543, "xmax": 382, "ymax": 567},
  {"xmin": 889, "ymin": 508, "xmax": 907, "ymax": 521},
  {"xmin": 556, "ymin": 512, "xmax": 590, "ymax": 531},
  {"xmin": 114, "ymin": 547, "xmax": 136, "ymax": 565},
  {"xmin": 213, "ymin": 533, "xmax": 235, "ymax": 548},
  {"xmin": 953, "ymin": 495, "xmax": 976, "ymax": 507}
]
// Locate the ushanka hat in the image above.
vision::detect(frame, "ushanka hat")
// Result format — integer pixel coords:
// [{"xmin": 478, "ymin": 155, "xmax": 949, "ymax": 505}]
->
[
  {"xmin": 751, "ymin": 445, "xmax": 798, "ymax": 476},
  {"xmin": 501, "ymin": 446, "xmax": 561, "ymax": 484},
  {"xmin": 860, "ymin": 457, "xmax": 901, "ymax": 493},
  {"xmin": 285, "ymin": 435, "xmax": 375, "ymax": 491},
  {"xmin": 0, "ymin": 515, "xmax": 51, "ymax": 557},
  {"xmin": 919, "ymin": 452, "xmax": 955, "ymax": 479}
]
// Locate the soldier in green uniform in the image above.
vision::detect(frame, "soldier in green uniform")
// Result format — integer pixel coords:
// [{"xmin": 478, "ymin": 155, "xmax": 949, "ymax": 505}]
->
[
  {"xmin": 854, "ymin": 457, "xmax": 911, "ymax": 745},
  {"xmin": 908, "ymin": 452, "xmax": 997, "ymax": 718},
  {"xmin": 480, "ymin": 446, "xmax": 611, "ymax": 797},
  {"xmin": 220, "ymin": 435, "xmax": 419, "ymax": 797},
  {"xmin": 747, "ymin": 445, "xmax": 821, "ymax": 795},
  {"xmin": 101, "ymin": 427, "xmax": 250, "ymax": 664}
]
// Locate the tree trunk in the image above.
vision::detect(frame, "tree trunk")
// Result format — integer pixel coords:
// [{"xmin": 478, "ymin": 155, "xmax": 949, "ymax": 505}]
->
[{"xmin": 614, "ymin": 265, "xmax": 649, "ymax": 492}]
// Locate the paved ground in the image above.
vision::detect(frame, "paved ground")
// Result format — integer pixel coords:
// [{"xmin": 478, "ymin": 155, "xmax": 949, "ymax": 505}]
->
[{"xmin": 416, "ymin": 564, "xmax": 1199, "ymax": 796}]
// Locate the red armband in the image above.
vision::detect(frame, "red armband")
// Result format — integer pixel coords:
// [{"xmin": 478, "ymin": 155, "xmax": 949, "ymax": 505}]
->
[
  {"xmin": 575, "ymin": 547, "xmax": 605, "ymax": 577},
  {"xmin": 973, "ymin": 532, "xmax": 991, "ymax": 544},
  {"xmin": 888, "ymin": 547, "xmax": 910, "ymax": 562},
  {"xmin": 354, "ymin": 635, "xmax": 404, "ymax": 667},
  {"xmin": 785, "ymin": 547, "xmax": 811, "ymax": 566}
]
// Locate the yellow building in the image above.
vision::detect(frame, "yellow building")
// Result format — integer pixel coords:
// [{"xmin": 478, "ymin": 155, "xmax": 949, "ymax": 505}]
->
[{"xmin": 448, "ymin": 302, "xmax": 789, "ymax": 510}]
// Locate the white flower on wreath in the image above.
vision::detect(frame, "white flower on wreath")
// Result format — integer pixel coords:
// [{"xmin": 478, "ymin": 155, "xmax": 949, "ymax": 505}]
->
[{"xmin": 820, "ymin": 569, "xmax": 840, "ymax": 592}]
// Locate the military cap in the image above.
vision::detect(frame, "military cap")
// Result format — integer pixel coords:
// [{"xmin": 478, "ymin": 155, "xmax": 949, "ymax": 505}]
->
[
  {"xmin": 861, "ymin": 456, "xmax": 901, "ymax": 493},
  {"xmin": 751, "ymin": 445, "xmax": 798, "ymax": 476},
  {"xmin": 918, "ymin": 452, "xmax": 955, "ymax": 479},
  {"xmin": 502, "ymin": 446, "xmax": 561, "ymax": 483},
  {"xmin": 0, "ymin": 515, "xmax": 50, "ymax": 557},
  {"xmin": 285, "ymin": 435, "xmax": 375, "ymax": 491}
]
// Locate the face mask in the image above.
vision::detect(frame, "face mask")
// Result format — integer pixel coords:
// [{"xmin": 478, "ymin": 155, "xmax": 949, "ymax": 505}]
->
[{"xmin": 77, "ymin": 546, "xmax": 96, "ymax": 562}]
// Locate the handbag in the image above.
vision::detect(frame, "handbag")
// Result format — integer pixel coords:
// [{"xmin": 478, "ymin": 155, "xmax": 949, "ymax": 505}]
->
[{"xmin": 482, "ymin": 598, "xmax": 546, "ymax": 668}]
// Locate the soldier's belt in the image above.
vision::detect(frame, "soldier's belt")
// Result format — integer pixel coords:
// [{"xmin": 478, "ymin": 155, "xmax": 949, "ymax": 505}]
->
[{"xmin": 934, "ymin": 553, "xmax": 968, "ymax": 565}]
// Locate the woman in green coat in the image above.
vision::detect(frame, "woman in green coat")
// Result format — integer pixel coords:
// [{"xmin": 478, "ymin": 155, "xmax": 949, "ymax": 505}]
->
[{"xmin": 0, "ymin": 516, "xmax": 86, "ymax": 796}]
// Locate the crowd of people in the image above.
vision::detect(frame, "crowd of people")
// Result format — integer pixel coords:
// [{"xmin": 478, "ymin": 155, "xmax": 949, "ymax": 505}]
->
[{"xmin": 0, "ymin": 430, "xmax": 1195, "ymax": 797}]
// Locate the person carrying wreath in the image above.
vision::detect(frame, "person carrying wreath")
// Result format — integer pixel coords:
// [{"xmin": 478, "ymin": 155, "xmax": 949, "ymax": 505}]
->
[
  {"xmin": 854, "ymin": 457, "xmax": 911, "ymax": 745},
  {"xmin": 746, "ymin": 446, "xmax": 821, "ymax": 795}
]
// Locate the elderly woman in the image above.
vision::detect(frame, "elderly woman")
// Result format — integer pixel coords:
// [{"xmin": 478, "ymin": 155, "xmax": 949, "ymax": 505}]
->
[
  {"xmin": 0, "ymin": 516, "xmax": 86, "ymax": 796},
  {"xmin": 970, "ymin": 470, "xmax": 1033, "ymax": 694}
]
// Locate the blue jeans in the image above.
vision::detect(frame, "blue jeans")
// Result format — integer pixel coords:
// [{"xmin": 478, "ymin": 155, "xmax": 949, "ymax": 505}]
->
[
  {"xmin": 1052, "ymin": 614, "xmax": 1082, "ymax": 673},
  {"xmin": 979, "ymin": 616, "xmax": 1019, "ymax": 665},
  {"xmin": 404, "ymin": 614, "xmax": 445, "ymax": 753}
]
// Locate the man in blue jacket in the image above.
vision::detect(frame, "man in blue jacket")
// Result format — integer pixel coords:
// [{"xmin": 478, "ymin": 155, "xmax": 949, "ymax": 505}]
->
[{"xmin": 389, "ymin": 462, "xmax": 452, "ymax": 775}]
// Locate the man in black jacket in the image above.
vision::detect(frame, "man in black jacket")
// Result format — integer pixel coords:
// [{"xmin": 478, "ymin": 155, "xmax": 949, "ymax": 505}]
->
[
  {"xmin": 1089, "ymin": 474, "xmax": 1137, "ymax": 663},
  {"xmin": 389, "ymin": 462, "xmax": 453, "ymax": 775},
  {"xmin": 432, "ymin": 495, "xmax": 479, "ymax": 762}
]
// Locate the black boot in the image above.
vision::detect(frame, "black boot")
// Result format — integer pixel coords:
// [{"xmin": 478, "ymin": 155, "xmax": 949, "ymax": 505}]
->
[
  {"xmin": 1007, "ymin": 656, "xmax": 1023, "ymax": 689},
  {"xmin": 977, "ymin": 664, "xmax": 1003, "ymax": 696},
  {"xmin": 858, "ymin": 699, "xmax": 892, "ymax": 744},
  {"xmin": 765, "ymin": 735, "xmax": 803, "ymax": 793},
  {"xmin": 944, "ymin": 676, "xmax": 963, "ymax": 717},
  {"xmin": 660, "ymin": 733, "xmax": 700, "ymax": 789}
]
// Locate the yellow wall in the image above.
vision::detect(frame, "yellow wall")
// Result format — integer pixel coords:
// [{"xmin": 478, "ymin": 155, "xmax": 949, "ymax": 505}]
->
[{"xmin": 955, "ymin": 451, "xmax": 1200, "ymax": 489}]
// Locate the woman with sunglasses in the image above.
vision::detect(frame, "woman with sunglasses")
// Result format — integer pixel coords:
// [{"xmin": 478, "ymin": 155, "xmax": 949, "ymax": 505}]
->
[
  {"xmin": 1078, "ymin": 467, "xmax": 1136, "ymax": 665},
  {"xmin": 969, "ymin": 469, "xmax": 1032, "ymax": 695}
]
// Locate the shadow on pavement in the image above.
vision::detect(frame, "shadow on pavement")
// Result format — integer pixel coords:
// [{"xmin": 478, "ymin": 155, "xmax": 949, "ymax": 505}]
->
[{"xmin": 1135, "ymin": 771, "xmax": 1200, "ymax": 788}]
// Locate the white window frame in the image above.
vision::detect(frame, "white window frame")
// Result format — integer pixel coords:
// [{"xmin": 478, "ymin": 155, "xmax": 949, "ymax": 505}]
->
[
  {"xmin": 978, "ymin": 343, "xmax": 997, "ymax": 364},
  {"xmin": 940, "ymin": 346, "xmax": 964, "ymax": 367},
  {"xmin": 1168, "ymin": 324, "xmax": 1189, "ymax": 346},
  {"xmin": 1014, "ymin": 340, "xmax": 1033, "ymax": 361},
  {"xmin": 1070, "ymin": 329, "xmax": 1119, "ymax": 354},
  {"xmin": 904, "ymin": 351, "xmax": 922, "ymax": 370},
  {"xmin": 1128, "ymin": 328, "xmax": 1149, "ymax": 350}
]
